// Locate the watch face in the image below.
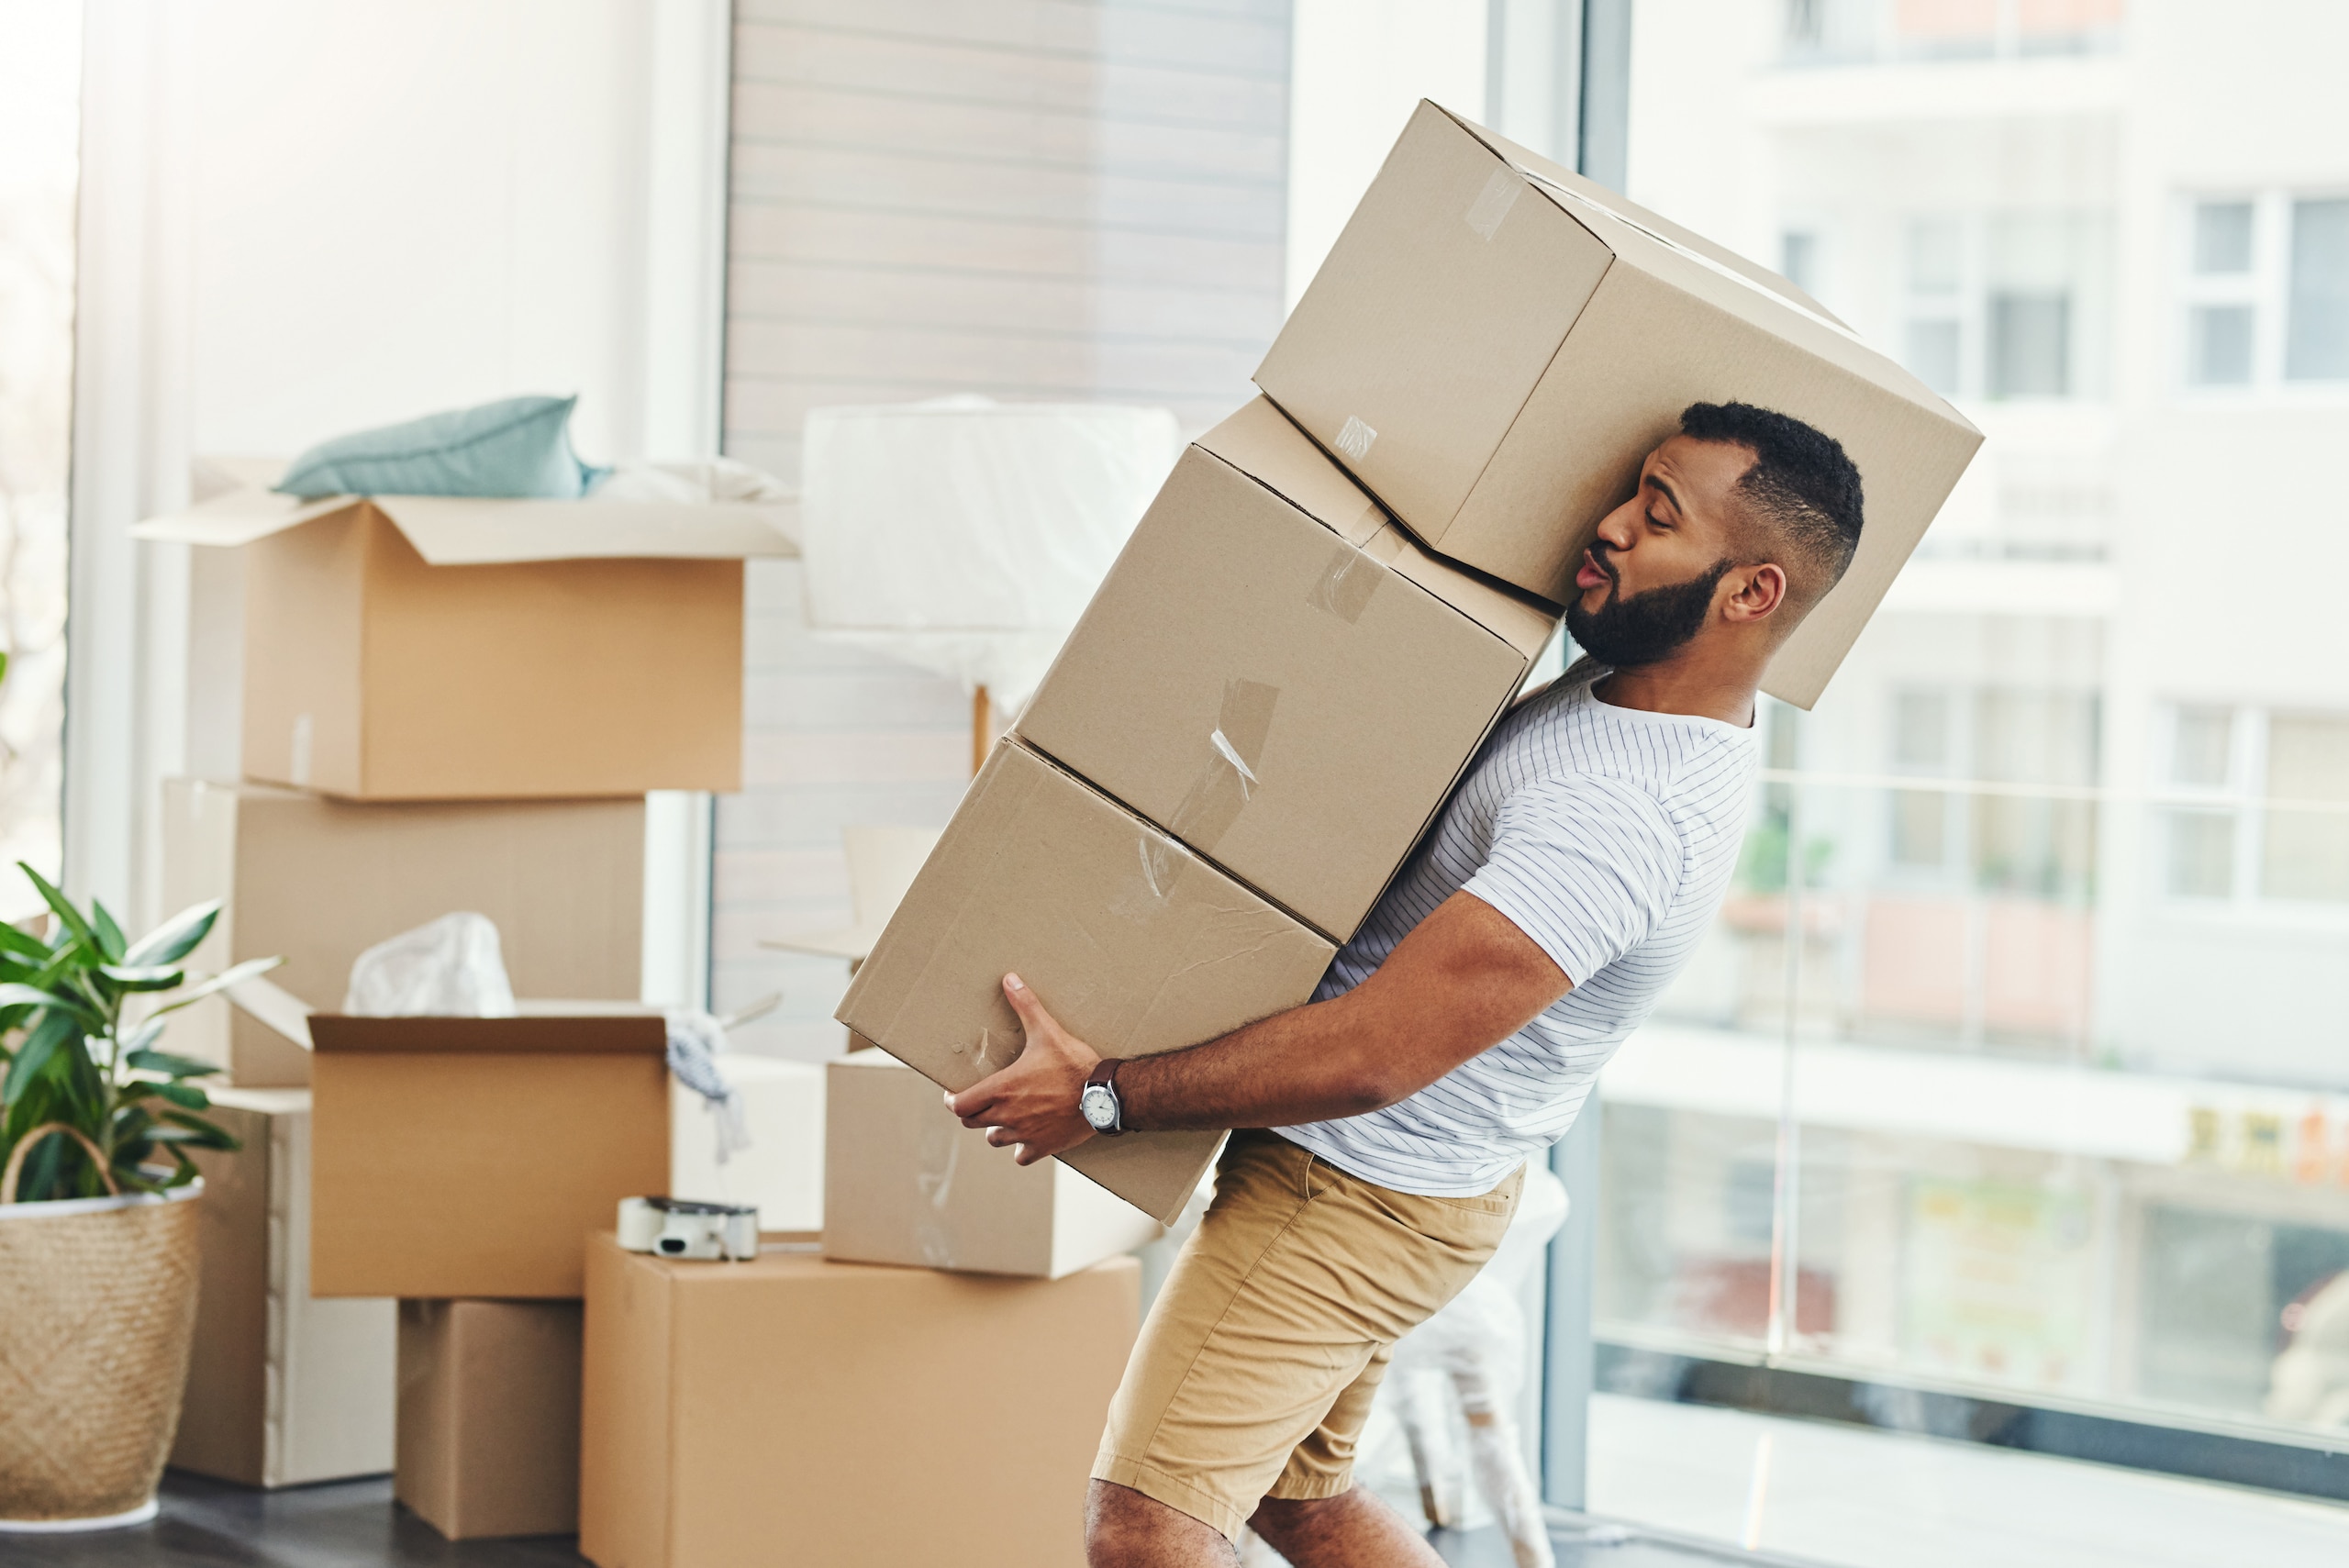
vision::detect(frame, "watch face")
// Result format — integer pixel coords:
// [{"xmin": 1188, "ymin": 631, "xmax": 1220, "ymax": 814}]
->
[{"xmin": 1080, "ymin": 1083, "xmax": 1117, "ymax": 1131}]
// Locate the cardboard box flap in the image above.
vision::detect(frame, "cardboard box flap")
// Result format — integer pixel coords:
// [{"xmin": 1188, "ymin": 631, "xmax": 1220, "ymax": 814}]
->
[
  {"xmin": 1361, "ymin": 525, "xmax": 1557, "ymax": 660},
  {"xmin": 135, "ymin": 488, "xmax": 799, "ymax": 563},
  {"xmin": 1196, "ymin": 397, "xmax": 1389, "ymax": 548},
  {"xmin": 133, "ymin": 487, "xmax": 358, "ymax": 548},
  {"xmin": 1445, "ymin": 105, "xmax": 1849, "ymax": 331},
  {"xmin": 307, "ymin": 1010, "xmax": 664, "ymax": 1055}
]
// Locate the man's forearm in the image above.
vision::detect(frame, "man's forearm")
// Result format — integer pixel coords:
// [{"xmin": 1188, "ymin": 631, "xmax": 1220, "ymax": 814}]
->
[{"xmin": 1116, "ymin": 994, "xmax": 1389, "ymax": 1133}]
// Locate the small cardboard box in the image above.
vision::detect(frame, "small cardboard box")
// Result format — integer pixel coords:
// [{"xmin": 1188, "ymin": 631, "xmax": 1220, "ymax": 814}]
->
[
  {"xmin": 172, "ymin": 1089, "xmax": 396, "ymax": 1489},
  {"xmin": 308, "ymin": 1009, "xmax": 671, "ymax": 1298},
  {"xmin": 1016, "ymin": 396, "xmax": 1556, "ymax": 941},
  {"xmin": 669, "ymin": 1055, "xmax": 825, "ymax": 1233},
  {"xmin": 823, "ymin": 1053, "xmax": 1161, "ymax": 1278},
  {"xmin": 396, "ymin": 1298, "xmax": 583, "ymax": 1540},
  {"xmin": 133, "ymin": 489, "xmax": 794, "ymax": 798},
  {"xmin": 161, "ymin": 778, "xmax": 644, "ymax": 1086},
  {"xmin": 838, "ymin": 741, "xmax": 1335, "ymax": 1225},
  {"xmin": 1256, "ymin": 101, "xmax": 1983, "ymax": 707},
  {"xmin": 580, "ymin": 1235, "xmax": 1137, "ymax": 1568}
]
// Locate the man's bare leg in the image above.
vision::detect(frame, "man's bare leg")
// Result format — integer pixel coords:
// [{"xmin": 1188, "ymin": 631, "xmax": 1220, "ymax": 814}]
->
[
  {"xmin": 1087, "ymin": 1481, "xmax": 1240, "ymax": 1567},
  {"xmin": 1249, "ymin": 1487, "xmax": 1446, "ymax": 1567}
]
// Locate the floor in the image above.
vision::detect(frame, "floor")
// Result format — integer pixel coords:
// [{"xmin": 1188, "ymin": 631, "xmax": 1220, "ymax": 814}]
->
[
  {"xmin": 1586, "ymin": 1393, "xmax": 2349, "ymax": 1568},
  {"xmin": 8, "ymin": 1471, "xmax": 1774, "ymax": 1568}
]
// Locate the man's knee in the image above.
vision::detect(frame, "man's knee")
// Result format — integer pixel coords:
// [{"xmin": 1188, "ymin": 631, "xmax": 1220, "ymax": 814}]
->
[{"xmin": 1085, "ymin": 1479, "xmax": 1238, "ymax": 1567}]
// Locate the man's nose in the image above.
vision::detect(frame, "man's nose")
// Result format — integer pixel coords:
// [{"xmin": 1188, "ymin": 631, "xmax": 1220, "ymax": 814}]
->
[{"xmin": 1594, "ymin": 503, "xmax": 1637, "ymax": 551}]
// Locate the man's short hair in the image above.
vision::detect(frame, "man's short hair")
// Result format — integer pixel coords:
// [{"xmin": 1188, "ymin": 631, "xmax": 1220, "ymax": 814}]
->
[{"xmin": 1679, "ymin": 401, "xmax": 1865, "ymax": 606}]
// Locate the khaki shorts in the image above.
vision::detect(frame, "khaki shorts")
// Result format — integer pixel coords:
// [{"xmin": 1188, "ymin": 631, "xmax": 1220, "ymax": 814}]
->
[{"xmin": 1092, "ymin": 1129, "xmax": 1523, "ymax": 1540}]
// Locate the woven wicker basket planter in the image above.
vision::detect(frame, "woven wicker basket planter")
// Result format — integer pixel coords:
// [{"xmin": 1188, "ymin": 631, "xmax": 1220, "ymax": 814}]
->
[{"xmin": 0, "ymin": 1182, "xmax": 204, "ymax": 1529}]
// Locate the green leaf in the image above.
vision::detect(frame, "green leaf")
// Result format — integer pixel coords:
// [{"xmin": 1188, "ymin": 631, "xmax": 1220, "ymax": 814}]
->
[
  {"xmin": 89, "ymin": 900, "xmax": 127, "ymax": 962},
  {"xmin": 125, "ymin": 1048, "xmax": 221, "ymax": 1081},
  {"xmin": 152, "ymin": 1081, "xmax": 206, "ymax": 1110},
  {"xmin": 0, "ymin": 922, "xmax": 50, "ymax": 963},
  {"xmin": 121, "ymin": 899, "xmax": 221, "ymax": 969},
  {"xmin": 148, "ymin": 955, "xmax": 284, "ymax": 1018},
  {"xmin": 0, "ymin": 981, "xmax": 97, "ymax": 1022},
  {"xmin": 1, "ymin": 1009, "xmax": 77, "ymax": 1103},
  {"xmin": 100, "ymin": 963, "xmax": 186, "ymax": 992},
  {"xmin": 116, "ymin": 1017, "xmax": 165, "ymax": 1058},
  {"xmin": 17, "ymin": 862, "xmax": 97, "ymax": 955},
  {"xmin": 157, "ymin": 1109, "xmax": 239, "ymax": 1151}
]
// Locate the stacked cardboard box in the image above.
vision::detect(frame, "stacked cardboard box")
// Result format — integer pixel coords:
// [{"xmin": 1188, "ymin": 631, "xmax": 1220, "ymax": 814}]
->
[
  {"xmin": 841, "ymin": 103, "xmax": 1981, "ymax": 1222},
  {"xmin": 138, "ymin": 476, "xmax": 795, "ymax": 1530}
]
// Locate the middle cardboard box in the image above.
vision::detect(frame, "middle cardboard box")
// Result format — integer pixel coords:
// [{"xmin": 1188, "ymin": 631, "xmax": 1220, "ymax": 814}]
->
[{"xmin": 1014, "ymin": 395, "xmax": 1558, "ymax": 944}]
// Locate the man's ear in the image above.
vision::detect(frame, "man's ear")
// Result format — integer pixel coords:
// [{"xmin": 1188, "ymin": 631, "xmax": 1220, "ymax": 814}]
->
[{"xmin": 1723, "ymin": 562, "xmax": 1789, "ymax": 625}]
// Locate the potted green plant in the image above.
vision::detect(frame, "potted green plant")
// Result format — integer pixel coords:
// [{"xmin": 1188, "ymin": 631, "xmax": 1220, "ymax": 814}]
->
[{"xmin": 0, "ymin": 863, "xmax": 279, "ymax": 1531}]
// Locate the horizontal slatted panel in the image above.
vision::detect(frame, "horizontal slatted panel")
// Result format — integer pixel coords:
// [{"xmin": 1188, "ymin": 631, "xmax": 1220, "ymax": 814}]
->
[{"xmin": 716, "ymin": 0, "xmax": 1291, "ymax": 1056}]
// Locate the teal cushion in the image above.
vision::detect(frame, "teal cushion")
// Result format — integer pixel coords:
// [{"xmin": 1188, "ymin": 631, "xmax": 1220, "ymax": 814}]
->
[{"xmin": 273, "ymin": 394, "xmax": 606, "ymax": 500}]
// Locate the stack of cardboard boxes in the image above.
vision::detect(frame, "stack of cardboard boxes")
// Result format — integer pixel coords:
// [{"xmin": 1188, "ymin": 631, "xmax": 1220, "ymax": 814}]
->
[
  {"xmin": 139, "ymin": 475, "xmax": 792, "ymax": 1532},
  {"xmin": 841, "ymin": 104, "xmax": 1982, "ymax": 1219}
]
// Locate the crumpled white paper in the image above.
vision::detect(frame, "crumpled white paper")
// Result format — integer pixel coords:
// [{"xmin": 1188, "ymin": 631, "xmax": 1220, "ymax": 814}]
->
[
  {"xmin": 664, "ymin": 1009, "xmax": 751, "ymax": 1166},
  {"xmin": 343, "ymin": 912, "xmax": 516, "ymax": 1018}
]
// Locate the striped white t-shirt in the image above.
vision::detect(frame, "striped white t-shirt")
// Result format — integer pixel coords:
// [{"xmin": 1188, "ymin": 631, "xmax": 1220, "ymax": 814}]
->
[{"xmin": 1276, "ymin": 669, "xmax": 1759, "ymax": 1195}]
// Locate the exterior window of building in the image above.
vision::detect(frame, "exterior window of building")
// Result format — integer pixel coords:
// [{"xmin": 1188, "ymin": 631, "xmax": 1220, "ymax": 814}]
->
[
  {"xmin": 2286, "ymin": 196, "xmax": 2349, "ymax": 383},
  {"xmin": 1780, "ymin": 228, "xmax": 1820, "ymax": 295},
  {"xmin": 2261, "ymin": 713, "xmax": 2349, "ymax": 901},
  {"xmin": 1903, "ymin": 211, "xmax": 2106, "ymax": 399},
  {"xmin": 1889, "ymin": 687, "xmax": 1953, "ymax": 869},
  {"xmin": 1903, "ymin": 217, "xmax": 1966, "ymax": 395}
]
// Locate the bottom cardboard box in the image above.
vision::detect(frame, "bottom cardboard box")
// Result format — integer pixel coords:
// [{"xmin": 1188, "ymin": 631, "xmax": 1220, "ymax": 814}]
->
[
  {"xmin": 824, "ymin": 1052, "xmax": 1161, "ymax": 1277},
  {"xmin": 173, "ymin": 1089, "xmax": 396, "ymax": 1487},
  {"xmin": 395, "ymin": 1299, "xmax": 582, "ymax": 1540},
  {"xmin": 839, "ymin": 740, "xmax": 1336, "ymax": 1224},
  {"xmin": 581, "ymin": 1234, "xmax": 1138, "ymax": 1568}
]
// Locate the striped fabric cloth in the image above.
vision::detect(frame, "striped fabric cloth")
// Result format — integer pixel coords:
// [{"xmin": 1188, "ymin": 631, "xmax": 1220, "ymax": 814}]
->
[{"xmin": 1277, "ymin": 668, "xmax": 1760, "ymax": 1196}]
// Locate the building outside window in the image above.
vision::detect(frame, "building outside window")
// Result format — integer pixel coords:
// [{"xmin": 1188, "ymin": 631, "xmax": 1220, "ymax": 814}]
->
[{"xmin": 1601, "ymin": 0, "xmax": 2349, "ymax": 1531}]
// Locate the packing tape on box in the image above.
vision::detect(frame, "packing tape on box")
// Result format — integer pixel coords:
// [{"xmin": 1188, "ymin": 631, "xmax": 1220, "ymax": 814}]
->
[
  {"xmin": 1308, "ymin": 541, "xmax": 1382, "ymax": 624},
  {"xmin": 1465, "ymin": 167, "xmax": 1521, "ymax": 240},
  {"xmin": 1163, "ymin": 678, "xmax": 1281, "ymax": 858},
  {"xmin": 915, "ymin": 1116, "xmax": 961, "ymax": 1270}
]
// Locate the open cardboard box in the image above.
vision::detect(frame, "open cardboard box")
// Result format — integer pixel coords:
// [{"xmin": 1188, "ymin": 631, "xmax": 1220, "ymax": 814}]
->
[
  {"xmin": 1016, "ymin": 396, "xmax": 1557, "ymax": 942},
  {"xmin": 229, "ymin": 984, "xmax": 673, "ymax": 1298},
  {"xmin": 161, "ymin": 779, "xmax": 644, "ymax": 1086},
  {"xmin": 1256, "ymin": 100, "xmax": 1983, "ymax": 708},
  {"xmin": 134, "ymin": 484, "xmax": 795, "ymax": 798}
]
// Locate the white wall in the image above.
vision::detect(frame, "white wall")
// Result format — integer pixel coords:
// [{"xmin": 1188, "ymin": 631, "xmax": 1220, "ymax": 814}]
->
[
  {"xmin": 1286, "ymin": 0, "xmax": 1489, "ymax": 307},
  {"xmin": 71, "ymin": 0, "xmax": 728, "ymax": 1003}
]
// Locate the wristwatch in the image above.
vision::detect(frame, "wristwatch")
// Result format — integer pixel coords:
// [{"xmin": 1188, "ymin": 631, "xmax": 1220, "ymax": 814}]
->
[{"xmin": 1078, "ymin": 1059, "xmax": 1128, "ymax": 1137}]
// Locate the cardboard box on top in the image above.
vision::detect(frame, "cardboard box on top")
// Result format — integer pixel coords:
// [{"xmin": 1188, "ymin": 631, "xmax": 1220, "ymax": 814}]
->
[
  {"xmin": 396, "ymin": 1299, "xmax": 583, "ymax": 1540},
  {"xmin": 837, "ymin": 741, "xmax": 1335, "ymax": 1226},
  {"xmin": 172, "ymin": 1090, "xmax": 395, "ymax": 1489},
  {"xmin": 132, "ymin": 488, "xmax": 794, "ymax": 798},
  {"xmin": 161, "ymin": 779, "xmax": 644, "ymax": 1086},
  {"xmin": 669, "ymin": 1055, "xmax": 825, "ymax": 1233},
  {"xmin": 305, "ymin": 1008, "xmax": 670, "ymax": 1298},
  {"xmin": 824, "ymin": 1053, "xmax": 1161, "ymax": 1278},
  {"xmin": 579, "ymin": 1234, "xmax": 1137, "ymax": 1568},
  {"xmin": 1255, "ymin": 101, "xmax": 1983, "ymax": 708},
  {"xmin": 1016, "ymin": 396, "xmax": 1556, "ymax": 942}
]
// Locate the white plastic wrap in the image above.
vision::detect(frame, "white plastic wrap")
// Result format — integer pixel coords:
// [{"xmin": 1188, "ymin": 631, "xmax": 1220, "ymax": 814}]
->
[
  {"xmin": 798, "ymin": 396, "xmax": 1180, "ymax": 707},
  {"xmin": 342, "ymin": 912, "xmax": 516, "ymax": 1017}
]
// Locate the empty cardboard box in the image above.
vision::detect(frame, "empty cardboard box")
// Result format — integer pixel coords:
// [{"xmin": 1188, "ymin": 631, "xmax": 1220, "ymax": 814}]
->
[
  {"xmin": 308, "ymin": 1009, "xmax": 671, "ymax": 1298},
  {"xmin": 1255, "ymin": 100, "xmax": 1982, "ymax": 707},
  {"xmin": 172, "ymin": 1089, "xmax": 396, "ymax": 1488},
  {"xmin": 824, "ymin": 1053, "xmax": 1161, "ymax": 1278},
  {"xmin": 669, "ymin": 1055, "xmax": 825, "ymax": 1233},
  {"xmin": 580, "ymin": 1235, "xmax": 1138, "ymax": 1568},
  {"xmin": 397, "ymin": 1299, "xmax": 583, "ymax": 1540},
  {"xmin": 133, "ymin": 488, "xmax": 794, "ymax": 798},
  {"xmin": 838, "ymin": 741, "xmax": 1335, "ymax": 1225},
  {"xmin": 1016, "ymin": 396, "xmax": 1556, "ymax": 940},
  {"xmin": 161, "ymin": 778, "xmax": 644, "ymax": 1086}
]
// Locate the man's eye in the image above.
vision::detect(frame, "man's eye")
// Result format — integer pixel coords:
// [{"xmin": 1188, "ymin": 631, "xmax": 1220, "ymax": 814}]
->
[{"xmin": 1646, "ymin": 510, "xmax": 1672, "ymax": 530}]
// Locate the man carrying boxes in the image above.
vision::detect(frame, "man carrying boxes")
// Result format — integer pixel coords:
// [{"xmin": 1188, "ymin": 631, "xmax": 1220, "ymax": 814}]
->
[{"xmin": 952, "ymin": 400, "xmax": 1865, "ymax": 1568}]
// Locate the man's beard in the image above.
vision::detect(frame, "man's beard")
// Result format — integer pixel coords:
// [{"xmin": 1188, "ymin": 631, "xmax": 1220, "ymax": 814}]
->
[{"xmin": 1564, "ymin": 552, "xmax": 1733, "ymax": 669}]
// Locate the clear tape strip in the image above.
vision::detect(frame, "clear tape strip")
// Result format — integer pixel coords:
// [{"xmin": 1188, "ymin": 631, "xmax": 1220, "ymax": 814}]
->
[
  {"xmin": 1465, "ymin": 166, "xmax": 1521, "ymax": 239},
  {"xmin": 1308, "ymin": 542, "xmax": 1381, "ymax": 624}
]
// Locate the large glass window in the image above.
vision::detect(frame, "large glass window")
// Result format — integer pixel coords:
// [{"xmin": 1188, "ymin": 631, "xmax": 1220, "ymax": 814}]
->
[
  {"xmin": 0, "ymin": 5, "xmax": 79, "ymax": 914},
  {"xmin": 1604, "ymin": 0, "xmax": 2349, "ymax": 1521}
]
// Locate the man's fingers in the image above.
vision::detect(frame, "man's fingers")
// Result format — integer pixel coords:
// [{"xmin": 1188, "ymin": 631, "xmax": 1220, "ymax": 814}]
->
[
  {"xmin": 1001, "ymin": 972, "xmax": 1056, "ymax": 1040},
  {"xmin": 945, "ymin": 1084, "xmax": 996, "ymax": 1121}
]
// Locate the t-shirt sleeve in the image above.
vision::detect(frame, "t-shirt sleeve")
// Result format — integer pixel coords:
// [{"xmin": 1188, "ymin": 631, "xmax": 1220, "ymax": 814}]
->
[{"xmin": 1462, "ymin": 773, "xmax": 1685, "ymax": 988}]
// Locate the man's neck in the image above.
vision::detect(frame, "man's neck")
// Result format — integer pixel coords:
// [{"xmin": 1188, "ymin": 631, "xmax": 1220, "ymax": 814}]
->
[{"xmin": 1591, "ymin": 660, "xmax": 1761, "ymax": 728}]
